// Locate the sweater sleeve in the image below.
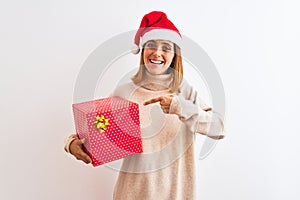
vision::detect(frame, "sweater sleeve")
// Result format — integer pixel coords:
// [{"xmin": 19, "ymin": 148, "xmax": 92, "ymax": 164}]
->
[{"xmin": 169, "ymin": 83, "xmax": 224, "ymax": 139}]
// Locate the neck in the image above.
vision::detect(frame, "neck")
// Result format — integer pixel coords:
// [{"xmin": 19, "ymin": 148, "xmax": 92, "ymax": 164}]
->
[{"xmin": 138, "ymin": 70, "xmax": 173, "ymax": 91}]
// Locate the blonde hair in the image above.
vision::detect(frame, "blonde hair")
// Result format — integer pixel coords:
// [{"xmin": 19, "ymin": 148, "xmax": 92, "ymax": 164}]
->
[{"xmin": 131, "ymin": 44, "xmax": 183, "ymax": 93}]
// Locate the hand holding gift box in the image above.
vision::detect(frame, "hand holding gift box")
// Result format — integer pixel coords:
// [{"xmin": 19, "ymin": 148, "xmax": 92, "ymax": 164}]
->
[{"xmin": 72, "ymin": 96, "xmax": 143, "ymax": 167}]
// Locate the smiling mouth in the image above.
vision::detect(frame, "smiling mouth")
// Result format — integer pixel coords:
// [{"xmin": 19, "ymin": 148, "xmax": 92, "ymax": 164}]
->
[{"xmin": 149, "ymin": 59, "xmax": 164, "ymax": 64}]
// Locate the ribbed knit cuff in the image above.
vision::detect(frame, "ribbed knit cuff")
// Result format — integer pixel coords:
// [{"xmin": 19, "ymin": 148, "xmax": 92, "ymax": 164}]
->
[{"xmin": 169, "ymin": 95, "xmax": 182, "ymax": 117}]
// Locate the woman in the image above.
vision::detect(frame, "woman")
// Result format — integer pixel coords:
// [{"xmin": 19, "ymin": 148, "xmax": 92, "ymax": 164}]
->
[{"xmin": 65, "ymin": 11, "xmax": 224, "ymax": 200}]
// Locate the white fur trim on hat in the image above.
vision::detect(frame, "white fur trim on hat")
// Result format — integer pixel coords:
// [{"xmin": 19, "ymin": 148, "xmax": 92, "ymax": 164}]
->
[{"xmin": 140, "ymin": 29, "xmax": 182, "ymax": 48}]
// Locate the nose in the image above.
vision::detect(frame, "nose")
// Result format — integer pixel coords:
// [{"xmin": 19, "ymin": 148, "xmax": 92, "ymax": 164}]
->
[{"xmin": 152, "ymin": 47, "xmax": 163, "ymax": 57}]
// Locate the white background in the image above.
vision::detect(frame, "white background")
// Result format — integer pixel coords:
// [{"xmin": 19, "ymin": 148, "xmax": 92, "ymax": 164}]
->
[{"xmin": 1, "ymin": 0, "xmax": 300, "ymax": 199}]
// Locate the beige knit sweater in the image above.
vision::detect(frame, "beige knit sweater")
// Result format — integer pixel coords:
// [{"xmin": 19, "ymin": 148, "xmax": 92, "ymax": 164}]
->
[{"xmin": 109, "ymin": 71, "xmax": 224, "ymax": 200}]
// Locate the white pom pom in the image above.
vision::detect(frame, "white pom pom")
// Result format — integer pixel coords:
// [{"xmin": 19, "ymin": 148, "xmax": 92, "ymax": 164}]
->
[{"xmin": 131, "ymin": 44, "xmax": 140, "ymax": 54}]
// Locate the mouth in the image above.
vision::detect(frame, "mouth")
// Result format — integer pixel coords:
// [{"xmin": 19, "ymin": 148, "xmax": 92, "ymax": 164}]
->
[{"xmin": 149, "ymin": 59, "xmax": 164, "ymax": 65}]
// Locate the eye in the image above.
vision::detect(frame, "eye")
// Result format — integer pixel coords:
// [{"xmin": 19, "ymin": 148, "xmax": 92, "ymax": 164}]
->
[
  {"xmin": 146, "ymin": 42, "xmax": 156, "ymax": 49},
  {"xmin": 162, "ymin": 45, "xmax": 172, "ymax": 52}
]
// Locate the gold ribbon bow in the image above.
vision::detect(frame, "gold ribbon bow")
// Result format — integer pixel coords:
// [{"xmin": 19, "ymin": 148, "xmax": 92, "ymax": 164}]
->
[{"xmin": 93, "ymin": 115, "xmax": 110, "ymax": 132}]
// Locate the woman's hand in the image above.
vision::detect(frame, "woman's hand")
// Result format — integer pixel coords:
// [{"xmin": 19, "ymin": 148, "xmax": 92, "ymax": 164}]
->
[
  {"xmin": 144, "ymin": 95, "xmax": 173, "ymax": 113},
  {"xmin": 69, "ymin": 139, "xmax": 92, "ymax": 164},
  {"xmin": 144, "ymin": 96, "xmax": 225, "ymax": 140}
]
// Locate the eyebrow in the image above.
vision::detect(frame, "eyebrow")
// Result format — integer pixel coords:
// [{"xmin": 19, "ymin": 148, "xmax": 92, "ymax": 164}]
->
[
  {"xmin": 161, "ymin": 42, "xmax": 172, "ymax": 47},
  {"xmin": 147, "ymin": 40, "xmax": 173, "ymax": 47}
]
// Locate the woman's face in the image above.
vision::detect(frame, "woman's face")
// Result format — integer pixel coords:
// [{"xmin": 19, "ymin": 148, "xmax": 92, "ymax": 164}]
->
[{"xmin": 143, "ymin": 40, "xmax": 175, "ymax": 75}]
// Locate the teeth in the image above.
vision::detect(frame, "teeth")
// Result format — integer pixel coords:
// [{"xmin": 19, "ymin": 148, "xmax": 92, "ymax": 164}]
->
[{"xmin": 150, "ymin": 59, "xmax": 163, "ymax": 64}]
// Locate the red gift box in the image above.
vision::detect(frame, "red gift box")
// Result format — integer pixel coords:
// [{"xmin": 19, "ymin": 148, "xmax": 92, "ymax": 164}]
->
[{"xmin": 72, "ymin": 96, "xmax": 143, "ymax": 167}]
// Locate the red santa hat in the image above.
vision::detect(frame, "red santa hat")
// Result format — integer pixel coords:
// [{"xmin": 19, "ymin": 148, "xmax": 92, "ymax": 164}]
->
[{"xmin": 131, "ymin": 11, "xmax": 182, "ymax": 54}]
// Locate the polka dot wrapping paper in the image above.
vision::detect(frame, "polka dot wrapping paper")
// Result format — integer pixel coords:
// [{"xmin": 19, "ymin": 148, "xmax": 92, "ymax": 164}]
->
[{"xmin": 72, "ymin": 96, "xmax": 143, "ymax": 167}]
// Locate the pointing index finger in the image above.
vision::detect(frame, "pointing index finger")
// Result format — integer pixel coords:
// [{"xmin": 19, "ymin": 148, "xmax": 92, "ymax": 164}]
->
[{"xmin": 143, "ymin": 97, "xmax": 163, "ymax": 106}]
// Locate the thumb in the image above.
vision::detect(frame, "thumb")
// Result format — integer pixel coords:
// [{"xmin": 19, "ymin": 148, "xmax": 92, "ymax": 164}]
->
[{"xmin": 80, "ymin": 138, "xmax": 86, "ymax": 144}]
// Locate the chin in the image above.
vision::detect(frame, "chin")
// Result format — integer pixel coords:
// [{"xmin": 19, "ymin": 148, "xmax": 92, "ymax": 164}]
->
[
  {"xmin": 145, "ymin": 66, "xmax": 168, "ymax": 75},
  {"xmin": 146, "ymin": 68, "xmax": 166, "ymax": 75}
]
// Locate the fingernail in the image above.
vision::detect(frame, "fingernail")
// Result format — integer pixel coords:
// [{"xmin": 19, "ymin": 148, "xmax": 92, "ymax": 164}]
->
[{"xmin": 80, "ymin": 138, "xmax": 86, "ymax": 143}]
